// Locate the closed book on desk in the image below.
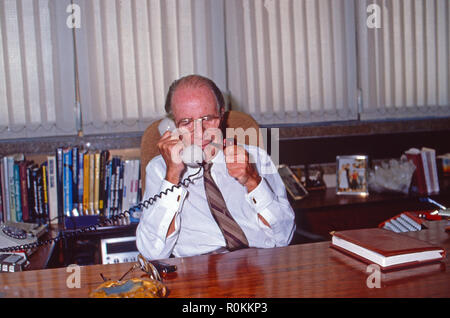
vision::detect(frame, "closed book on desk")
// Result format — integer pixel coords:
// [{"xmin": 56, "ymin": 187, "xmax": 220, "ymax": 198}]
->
[{"xmin": 330, "ymin": 228, "xmax": 446, "ymax": 271}]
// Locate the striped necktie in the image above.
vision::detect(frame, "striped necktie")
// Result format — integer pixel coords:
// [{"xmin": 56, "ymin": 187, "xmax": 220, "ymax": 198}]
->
[{"xmin": 203, "ymin": 162, "xmax": 249, "ymax": 251}]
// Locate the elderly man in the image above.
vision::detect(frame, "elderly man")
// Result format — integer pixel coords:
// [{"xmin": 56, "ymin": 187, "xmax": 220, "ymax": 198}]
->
[{"xmin": 136, "ymin": 74, "xmax": 295, "ymax": 260}]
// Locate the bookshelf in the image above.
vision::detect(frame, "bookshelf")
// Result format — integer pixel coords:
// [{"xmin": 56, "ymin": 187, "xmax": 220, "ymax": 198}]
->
[{"xmin": 0, "ymin": 147, "xmax": 142, "ymax": 228}]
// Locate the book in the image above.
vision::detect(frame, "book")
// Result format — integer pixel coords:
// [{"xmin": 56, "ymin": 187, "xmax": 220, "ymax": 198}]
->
[
  {"xmin": 34, "ymin": 166, "xmax": 44, "ymax": 220},
  {"xmin": 94, "ymin": 152, "xmax": 100, "ymax": 214},
  {"xmin": 83, "ymin": 152, "xmax": 90, "ymax": 215},
  {"xmin": 405, "ymin": 148, "xmax": 427, "ymax": 195},
  {"xmin": 78, "ymin": 149, "xmax": 86, "ymax": 214},
  {"xmin": 404, "ymin": 147, "xmax": 440, "ymax": 195},
  {"xmin": 331, "ymin": 248, "xmax": 445, "ymax": 286},
  {"xmin": 47, "ymin": 155, "xmax": 59, "ymax": 224},
  {"xmin": 89, "ymin": 153, "xmax": 95, "ymax": 215},
  {"xmin": 63, "ymin": 148, "xmax": 73, "ymax": 217},
  {"xmin": 55, "ymin": 147, "xmax": 64, "ymax": 222},
  {"xmin": 129, "ymin": 159, "xmax": 142, "ymax": 223},
  {"xmin": 41, "ymin": 163, "xmax": 49, "ymax": 220},
  {"xmin": 29, "ymin": 165, "xmax": 39, "ymax": 221},
  {"xmin": 421, "ymin": 147, "xmax": 439, "ymax": 194},
  {"xmin": 330, "ymin": 228, "xmax": 446, "ymax": 271},
  {"xmin": 72, "ymin": 147, "xmax": 79, "ymax": 216},
  {"xmin": 13, "ymin": 162, "xmax": 23, "ymax": 222},
  {"xmin": 18, "ymin": 161, "xmax": 30, "ymax": 222},
  {"xmin": 98, "ymin": 150, "xmax": 109, "ymax": 215},
  {"xmin": 1, "ymin": 158, "xmax": 10, "ymax": 222},
  {"xmin": 121, "ymin": 159, "xmax": 133, "ymax": 212},
  {"xmin": 117, "ymin": 160, "xmax": 125, "ymax": 223},
  {"xmin": 7, "ymin": 157, "xmax": 16, "ymax": 222},
  {"xmin": 104, "ymin": 160, "xmax": 112, "ymax": 218}
]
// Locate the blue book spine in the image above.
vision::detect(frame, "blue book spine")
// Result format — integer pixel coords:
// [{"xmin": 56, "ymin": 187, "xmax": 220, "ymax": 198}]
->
[
  {"xmin": 7, "ymin": 157, "xmax": 16, "ymax": 222},
  {"xmin": 13, "ymin": 163, "xmax": 22, "ymax": 222},
  {"xmin": 63, "ymin": 149, "xmax": 73, "ymax": 217}
]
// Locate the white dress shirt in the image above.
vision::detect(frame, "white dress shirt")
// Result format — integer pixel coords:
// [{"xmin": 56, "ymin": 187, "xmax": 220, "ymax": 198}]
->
[{"xmin": 136, "ymin": 145, "xmax": 296, "ymax": 260}]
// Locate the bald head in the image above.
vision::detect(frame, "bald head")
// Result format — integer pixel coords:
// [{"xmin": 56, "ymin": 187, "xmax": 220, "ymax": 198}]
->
[{"xmin": 164, "ymin": 75, "xmax": 224, "ymax": 117}]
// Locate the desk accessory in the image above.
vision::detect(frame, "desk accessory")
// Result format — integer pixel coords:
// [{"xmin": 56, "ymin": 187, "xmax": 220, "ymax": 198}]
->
[
  {"xmin": 379, "ymin": 212, "xmax": 424, "ymax": 233},
  {"xmin": 303, "ymin": 164, "xmax": 326, "ymax": 191},
  {"xmin": 90, "ymin": 254, "xmax": 167, "ymax": 298}
]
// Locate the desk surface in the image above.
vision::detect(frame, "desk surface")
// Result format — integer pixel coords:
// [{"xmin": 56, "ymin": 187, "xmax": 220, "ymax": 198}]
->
[{"xmin": 1, "ymin": 221, "xmax": 449, "ymax": 298}]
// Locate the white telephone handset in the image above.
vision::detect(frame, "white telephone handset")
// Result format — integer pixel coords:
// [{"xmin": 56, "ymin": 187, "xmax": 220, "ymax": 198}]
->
[{"xmin": 158, "ymin": 117, "xmax": 204, "ymax": 167}]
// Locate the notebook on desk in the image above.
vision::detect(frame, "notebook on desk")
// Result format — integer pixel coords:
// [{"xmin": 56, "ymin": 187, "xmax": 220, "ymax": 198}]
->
[{"xmin": 330, "ymin": 228, "xmax": 446, "ymax": 271}]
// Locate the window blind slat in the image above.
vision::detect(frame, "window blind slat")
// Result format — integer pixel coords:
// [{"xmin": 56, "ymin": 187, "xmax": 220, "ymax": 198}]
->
[
  {"xmin": 0, "ymin": 0, "xmax": 76, "ymax": 139},
  {"xmin": 226, "ymin": 0, "xmax": 358, "ymax": 125},
  {"xmin": 76, "ymin": 0, "xmax": 226, "ymax": 134},
  {"xmin": 358, "ymin": 0, "xmax": 449, "ymax": 120}
]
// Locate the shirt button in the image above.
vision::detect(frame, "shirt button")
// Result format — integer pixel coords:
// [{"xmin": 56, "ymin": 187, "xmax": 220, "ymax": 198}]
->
[{"xmin": 264, "ymin": 239, "xmax": 272, "ymax": 247}]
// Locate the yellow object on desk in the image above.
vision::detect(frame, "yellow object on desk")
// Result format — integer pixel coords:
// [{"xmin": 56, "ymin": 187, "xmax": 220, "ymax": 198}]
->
[{"xmin": 89, "ymin": 277, "xmax": 167, "ymax": 298}]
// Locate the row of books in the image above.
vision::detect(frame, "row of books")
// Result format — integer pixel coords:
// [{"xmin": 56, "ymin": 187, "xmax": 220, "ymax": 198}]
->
[
  {"xmin": 404, "ymin": 147, "xmax": 440, "ymax": 195},
  {"xmin": 0, "ymin": 148, "xmax": 143, "ymax": 225}
]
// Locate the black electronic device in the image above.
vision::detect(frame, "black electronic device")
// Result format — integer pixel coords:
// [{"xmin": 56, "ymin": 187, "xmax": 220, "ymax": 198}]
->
[
  {"xmin": 0, "ymin": 222, "xmax": 46, "ymax": 252},
  {"xmin": 0, "ymin": 253, "xmax": 28, "ymax": 272}
]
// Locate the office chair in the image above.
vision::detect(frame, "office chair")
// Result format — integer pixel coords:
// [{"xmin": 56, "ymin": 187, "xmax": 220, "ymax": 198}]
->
[{"xmin": 140, "ymin": 110, "xmax": 262, "ymax": 193}]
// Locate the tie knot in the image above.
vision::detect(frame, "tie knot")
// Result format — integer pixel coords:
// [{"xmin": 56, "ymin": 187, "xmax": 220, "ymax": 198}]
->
[{"xmin": 203, "ymin": 162, "xmax": 213, "ymax": 173}]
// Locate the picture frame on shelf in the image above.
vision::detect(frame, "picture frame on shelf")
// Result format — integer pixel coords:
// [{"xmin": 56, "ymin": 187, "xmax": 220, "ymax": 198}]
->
[
  {"xmin": 278, "ymin": 165, "xmax": 308, "ymax": 200},
  {"xmin": 336, "ymin": 155, "xmax": 369, "ymax": 196}
]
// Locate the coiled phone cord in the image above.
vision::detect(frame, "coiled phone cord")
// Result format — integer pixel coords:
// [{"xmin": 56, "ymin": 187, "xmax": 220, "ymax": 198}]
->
[{"xmin": 0, "ymin": 166, "xmax": 204, "ymax": 253}]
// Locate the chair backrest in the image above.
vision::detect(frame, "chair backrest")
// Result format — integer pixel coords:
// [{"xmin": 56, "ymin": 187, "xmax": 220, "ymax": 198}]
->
[{"xmin": 140, "ymin": 110, "xmax": 262, "ymax": 193}]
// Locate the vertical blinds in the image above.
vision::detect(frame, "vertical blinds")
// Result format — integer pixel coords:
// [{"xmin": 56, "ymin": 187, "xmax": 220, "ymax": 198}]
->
[
  {"xmin": 357, "ymin": 0, "xmax": 449, "ymax": 120},
  {"xmin": 0, "ymin": 0, "xmax": 448, "ymax": 140},
  {"xmin": 0, "ymin": 0, "xmax": 76, "ymax": 139},
  {"xmin": 225, "ymin": 0, "xmax": 359, "ymax": 125},
  {"xmin": 75, "ymin": 0, "xmax": 227, "ymax": 134}
]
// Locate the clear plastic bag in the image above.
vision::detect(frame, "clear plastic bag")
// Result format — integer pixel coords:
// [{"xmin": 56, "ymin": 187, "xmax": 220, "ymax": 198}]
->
[{"xmin": 368, "ymin": 156, "xmax": 416, "ymax": 194}]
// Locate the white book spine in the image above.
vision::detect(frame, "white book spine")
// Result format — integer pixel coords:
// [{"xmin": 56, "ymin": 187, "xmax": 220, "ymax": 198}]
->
[
  {"xmin": 420, "ymin": 150, "xmax": 432, "ymax": 194},
  {"xmin": 427, "ymin": 149, "xmax": 440, "ymax": 193},
  {"xmin": 47, "ymin": 156, "xmax": 59, "ymax": 224},
  {"xmin": 122, "ymin": 160, "xmax": 132, "ymax": 211}
]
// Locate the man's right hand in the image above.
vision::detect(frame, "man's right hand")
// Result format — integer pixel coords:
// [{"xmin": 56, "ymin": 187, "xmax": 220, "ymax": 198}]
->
[{"xmin": 157, "ymin": 131, "xmax": 186, "ymax": 184}]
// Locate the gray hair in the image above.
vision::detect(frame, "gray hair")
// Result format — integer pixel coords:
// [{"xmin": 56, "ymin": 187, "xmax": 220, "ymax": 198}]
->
[{"xmin": 164, "ymin": 74, "xmax": 225, "ymax": 118}]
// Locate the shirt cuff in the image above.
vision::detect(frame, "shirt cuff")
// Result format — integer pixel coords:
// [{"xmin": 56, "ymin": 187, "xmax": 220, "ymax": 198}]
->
[
  {"xmin": 158, "ymin": 179, "xmax": 188, "ymax": 211},
  {"xmin": 245, "ymin": 178, "xmax": 275, "ymax": 211},
  {"xmin": 156, "ymin": 180, "xmax": 188, "ymax": 240}
]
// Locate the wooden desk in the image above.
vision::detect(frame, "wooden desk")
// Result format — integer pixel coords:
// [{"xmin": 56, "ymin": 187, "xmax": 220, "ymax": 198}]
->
[
  {"xmin": 0, "ymin": 221, "xmax": 448, "ymax": 298},
  {"xmin": 292, "ymin": 187, "xmax": 450, "ymax": 242}
]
